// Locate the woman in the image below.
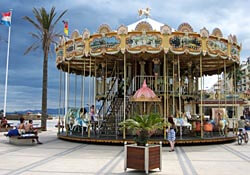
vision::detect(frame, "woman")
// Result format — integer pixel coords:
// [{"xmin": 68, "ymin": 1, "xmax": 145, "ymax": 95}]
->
[{"xmin": 168, "ymin": 116, "xmax": 176, "ymax": 152}]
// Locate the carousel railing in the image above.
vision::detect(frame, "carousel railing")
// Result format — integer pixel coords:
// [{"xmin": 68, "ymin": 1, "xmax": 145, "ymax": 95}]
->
[
  {"xmin": 98, "ymin": 77, "xmax": 118, "ymax": 117},
  {"xmin": 132, "ymin": 75, "xmax": 190, "ymax": 95}
]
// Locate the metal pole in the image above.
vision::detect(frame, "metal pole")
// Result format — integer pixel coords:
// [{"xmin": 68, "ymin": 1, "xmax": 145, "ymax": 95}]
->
[
  {"xmin": 234, "ymin": 63, "xmax": 237, "ymax": 133},
  {"xmin": 58, "ymin": 70, "xmax": 62, "ymax": 134},
  {"xmin": 224, "ymin": 60, "xmax": 226, "ymax": 108},
  {"xmin": 67, "ymin": 62, "xmax": 70, "ymax": 111},
  {"xmin": 83, "ymin": 59, "xmax": 85, "ymax": 108},
  {"xmin": 178, "ymin": 55, "xmax": 182, "ymax": 139},
  {"xmin": 178, "ymin": 55, "xmax": 181, "ymax": 117},
  {"xmin": 88, "ymin": 56, "xmax": 91, "ymax": 138},
  {"xmin": 200, "ymin": 54, "xmax": 203, "ymax": 138},
  {"xmin": 80, "ymin": 70, "xmax": 83, "ymax": 108},
  {"xmin": 94, "ymin": 57, "xmax": 97, "ymax": 112},
  {"xmin": 123, "ymin": 52, "xmax": 127, "ymax": 139},
  {"xmin": 75, "ymin": 74, "xmax": 77, "ymax": 108},
  {"xmin": 172, "ymin": 56, "xmax": 175, "ymax": 116},
  {"xmin": 164, "ymin": 53, "xmax": 167, "ymax": 139},
  {"xmin": 3, "ymin": 10, "xmax": 13, "ymax": 117},
  {"xmin": 167, "ymin": 55, "xmax": 169, "ymax": 117}
]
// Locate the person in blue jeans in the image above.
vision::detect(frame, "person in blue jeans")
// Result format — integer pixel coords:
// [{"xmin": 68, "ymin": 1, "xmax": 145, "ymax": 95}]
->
[{"xmin": 168, "ymin": 116, "xmax": 176, "ymax": 152}]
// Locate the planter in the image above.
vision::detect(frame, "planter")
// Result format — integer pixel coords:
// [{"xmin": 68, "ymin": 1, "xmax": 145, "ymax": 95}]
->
[{"xmin": 124, "ymin": 142, "xmax": 162, "ymax": 174}]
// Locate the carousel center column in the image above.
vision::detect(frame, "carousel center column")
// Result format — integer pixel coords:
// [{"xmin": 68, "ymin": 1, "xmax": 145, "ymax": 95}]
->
[
  {"xmin": 127, "ymin": 62, "xmax": 132, "ymax": 95},
  {"xmin": 153, "ymin": 58, "xmax": 160, "ymax": 92},
  {"xmin": 139, "ymin": 61, "xmax": 146, "ymax": 86},
  {"xmin": 187, "ymin": 61, "xmax": 193, "ymax": 95},
  {"xmin": 173, "ymin": 59, "xmax": 178, "ymax": 116}
]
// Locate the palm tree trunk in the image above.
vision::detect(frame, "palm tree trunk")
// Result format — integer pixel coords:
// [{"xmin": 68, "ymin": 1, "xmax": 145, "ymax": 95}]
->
[{"xmin": 41, "ymin": 49, "xmax": 48, "ymax": 131}]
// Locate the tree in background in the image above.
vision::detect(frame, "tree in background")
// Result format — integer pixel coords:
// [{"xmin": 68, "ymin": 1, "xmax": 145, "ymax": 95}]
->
[
  {"xmin": 23, "ymin": 7, "xmax": 67, "ymax": 130},
  {"xmin": 227, "ymin": 65, "xmax": 244, "ymax": 92}
]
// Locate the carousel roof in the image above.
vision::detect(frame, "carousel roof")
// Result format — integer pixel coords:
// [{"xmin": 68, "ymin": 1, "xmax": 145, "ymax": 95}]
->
[
  {"xmin": 127, "ymin": 17, "xmax": 175, "ymax": 32},
  {"xmin": 55, "ymin": 8, "xmax": 241, "ymax": 77},
  {"xmin": 130, "ymin": 80, "xmax": 161, "ymax": 102}
]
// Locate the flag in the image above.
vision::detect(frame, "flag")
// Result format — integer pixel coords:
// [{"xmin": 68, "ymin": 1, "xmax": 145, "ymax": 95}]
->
[
  {"xmin": 62, "ymin": 20, "xmax": 68, "ymax": 36},
  {"xmin": 1, "ymin": 11, "xmax": 12, "ymax": 27}
]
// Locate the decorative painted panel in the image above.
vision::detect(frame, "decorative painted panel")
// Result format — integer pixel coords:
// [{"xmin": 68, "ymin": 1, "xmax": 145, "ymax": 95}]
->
[
  {"xmin": 66, "ymin": 41, "xmax": 74, "ymax": 58},
  {"xmin": 206, "ymin": 39, "xmax": 227, "ymax": 56},
  {"xmin": 56, "ymin": 47, "xmax": 63, "ymax": 63},
  {"xmin": 231, "ymin": 45, "xmax": 240, "ymax": 60},
  {"xmin": 90, "ymin": 36, "xmax": 120, "ymax": 52},
  {"xmin": 74, "ymin": 39, "xmax": 85, "ymax": 56},
  {"xmin": 126, "ymin": 34, "xmax": 162, "ymax": 49},
  {"xmin": 169, "ymin": 35, "xmax": 201, "ymax": 52}
]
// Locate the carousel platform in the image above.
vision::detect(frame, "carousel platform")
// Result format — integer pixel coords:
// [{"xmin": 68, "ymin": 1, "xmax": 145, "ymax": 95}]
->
[{"xmin": 57, "ymin": 132, "xmax": 236, "ymax": 146}]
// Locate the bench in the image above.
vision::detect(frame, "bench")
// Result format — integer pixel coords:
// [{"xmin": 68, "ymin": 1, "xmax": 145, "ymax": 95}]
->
[
  {"xmin": 0, "ymin": 126, "xmax": 13, "ymax": 132},
  {"xmin": 7, "ymin": 134, "xmax": 38, "ymax": 145}
]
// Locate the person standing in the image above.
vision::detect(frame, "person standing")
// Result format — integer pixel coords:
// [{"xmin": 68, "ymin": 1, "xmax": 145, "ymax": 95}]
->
[
  {"xmin": 89, "ymin": 105, "xmax": 97, "ymax": 135},
  {"xmin": 168, "ymin": 116, "xmax": 176, "ymax": 152}
]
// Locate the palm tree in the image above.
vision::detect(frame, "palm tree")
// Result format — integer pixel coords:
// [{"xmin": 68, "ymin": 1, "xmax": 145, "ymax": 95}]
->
[
  {"xmin": 227, "ymin": 65, "xmax": 244, "ymax": 92},
  {"xmin": 23, "ymin": 7, "xmax": 67, "ymax": 130},
  {"xmin": 120, "ymin": 113, "xmax": 164, "ymax": 146}
]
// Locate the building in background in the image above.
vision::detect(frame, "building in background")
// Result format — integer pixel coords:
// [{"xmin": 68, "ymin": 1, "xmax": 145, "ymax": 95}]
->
[{"xmin": 238, "ymin": 57, "xmax": 250, "ymax": 92}]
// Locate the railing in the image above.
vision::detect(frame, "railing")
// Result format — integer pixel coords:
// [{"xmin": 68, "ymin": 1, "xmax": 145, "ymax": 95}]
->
[
  {"xmin": 132, "ymin": 75, "xmax": 190, "ymax": 95},
  {"xmin": 98, "ymin": 77, "xmax": 118, "ymax": 117}
]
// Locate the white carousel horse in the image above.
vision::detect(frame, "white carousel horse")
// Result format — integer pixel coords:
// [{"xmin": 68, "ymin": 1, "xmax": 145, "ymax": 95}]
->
[
  {"xmin": 218, "ymin": 118, "xmax": 228, "ymax": 136},
  {"xmin": 138, "ymin": 8, "xmax": 151, "ymax": 18},
  {"xmin": 65, "ymin": 108, "xmax": 88, "ymax": 135}
]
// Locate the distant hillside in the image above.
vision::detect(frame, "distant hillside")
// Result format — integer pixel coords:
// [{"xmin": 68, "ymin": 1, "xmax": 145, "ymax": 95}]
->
[
  {"xmin": 8, "ymin": 108, "xmax": 64, "ymax": 115},
  {"xmin": 8, "ymin": 105, "xmax": 101, "ymax": 115}
]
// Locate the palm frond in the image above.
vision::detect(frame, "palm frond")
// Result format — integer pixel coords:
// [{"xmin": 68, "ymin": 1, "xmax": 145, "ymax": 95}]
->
[
  {"xmin": 52, "ymin": 9, "xmax": 68, "ymax": 28},
  {"xmin": 23, "ymin": 16, "xmax": 42, "ymax": 31}
]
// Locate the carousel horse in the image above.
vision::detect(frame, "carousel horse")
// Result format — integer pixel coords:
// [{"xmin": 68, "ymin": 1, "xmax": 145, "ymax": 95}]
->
[
  {"xmin": 65, "ymin": 108, "xmax": 88, "ymax": 134},
  {"xmin": 138, "ymin": 8, "xmax": 151, "ymax": 18},
  {"xmin": 218, "ymin": 118, "xmax": 228, "ymax": 136}
]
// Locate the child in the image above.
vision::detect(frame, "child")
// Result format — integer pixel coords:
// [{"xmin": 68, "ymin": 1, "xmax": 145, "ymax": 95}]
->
[{"xmin": 168, "ymin": 116, "xmax": 176, "ymax": 152}]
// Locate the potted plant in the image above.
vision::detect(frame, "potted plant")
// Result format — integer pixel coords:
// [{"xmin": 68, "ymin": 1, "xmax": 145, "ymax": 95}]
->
[{"xmin": 120, "ymin": 113, "xmax": 164, "ymax": 174}]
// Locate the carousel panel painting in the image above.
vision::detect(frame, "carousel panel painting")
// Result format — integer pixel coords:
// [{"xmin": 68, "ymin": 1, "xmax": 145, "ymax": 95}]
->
[
  {"xmin": 231, "ymin": 45, "xmax": 240, "ymax": 60},
  {"xmin": 207, "ymin": 39, "xmax": 228, "ymax": 56},
  {"xmin": 90, "ymin": 36, "xmax": 120, "ymax": 52},
  {"xmin": 66, "ymin": 41, "xmax": 74, "ymax": 58},
  {"xmin": 126, "ymin": 34, "xmax": 162, "ymax": 49},
  {"xmin": 169, "ymin": 35, "xmax": 201, "ymax": 52},
  {"xmin": 74, "ymin": 39, "xmax": 85, "ymax": 56},
  {"xmin": 56, "ymin": 47, "xmax": 63, "ymax": 63}
]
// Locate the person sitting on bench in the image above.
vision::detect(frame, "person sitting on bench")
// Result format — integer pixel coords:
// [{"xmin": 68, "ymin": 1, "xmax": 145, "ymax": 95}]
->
[
  {"xmin": 25, "ymin": 120, "xmax": 42, "ymax": 144},
  {"xmin": 18, "ymin": 117, "xmax": 26, "ymax": 135},
  {"xmin": 0, "ymin": 116, "xmax": 10, "ymax": 128},
  {"xmin": 6, "ymin": 117, "xmax": 25, "ymax": 137}
]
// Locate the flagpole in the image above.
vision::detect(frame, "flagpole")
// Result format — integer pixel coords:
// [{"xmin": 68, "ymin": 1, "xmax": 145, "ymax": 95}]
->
[{"xmin": 3, "ymin": 10, "xmax": 12, "ymax": 117}]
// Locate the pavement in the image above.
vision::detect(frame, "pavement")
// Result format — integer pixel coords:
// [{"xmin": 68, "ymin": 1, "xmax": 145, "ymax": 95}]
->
[{"xmin": 0, "ymin": 119, "xmax": 249, "ymax": 175}]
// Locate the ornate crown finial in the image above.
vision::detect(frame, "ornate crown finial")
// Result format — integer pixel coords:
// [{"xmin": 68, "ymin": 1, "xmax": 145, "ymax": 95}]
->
[{"xmin": 138, "ymin": 7, "xmax": 151, "ymax": 18}]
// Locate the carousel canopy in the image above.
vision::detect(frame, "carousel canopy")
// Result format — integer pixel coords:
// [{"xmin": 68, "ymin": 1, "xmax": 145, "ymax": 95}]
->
[
  {"xmin": 127, "ymin": 17, "xmax": 175, "ymax": 32},
  {"xmin": 55, "ymin": 9, "xmax": 241, "ymax": 76},
  {"xmin": 130, "ymin": 80, "xmax": 161, "ymax": 102}
]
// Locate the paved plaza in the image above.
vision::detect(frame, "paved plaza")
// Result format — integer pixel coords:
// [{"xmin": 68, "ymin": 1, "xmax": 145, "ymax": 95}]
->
[{"xmin": 0, "ymin": 120, "xmax": 249, "ymax": 175}]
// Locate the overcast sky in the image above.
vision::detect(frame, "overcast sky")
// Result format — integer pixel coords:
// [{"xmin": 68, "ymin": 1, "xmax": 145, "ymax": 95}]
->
[{"xmin": 0, "ymin": 0, "xmax": 249, "ymax": 112}]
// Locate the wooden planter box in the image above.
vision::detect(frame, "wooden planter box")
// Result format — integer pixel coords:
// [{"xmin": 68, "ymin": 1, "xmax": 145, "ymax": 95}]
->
[{"xmin": 124, "ymin": 142, "xmax": 162, "ymax": 174}]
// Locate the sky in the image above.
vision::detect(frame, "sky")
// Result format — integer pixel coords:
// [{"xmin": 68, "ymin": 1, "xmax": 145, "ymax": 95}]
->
[{"xmin": 0, "ymin": 0, "xmax": 250, "ymax": 112}]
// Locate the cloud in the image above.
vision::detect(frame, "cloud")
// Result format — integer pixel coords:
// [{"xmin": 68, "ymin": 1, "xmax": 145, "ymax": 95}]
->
[{"xmin": 0, "ymin": 0, "xmax": 249, "ymax": 112}]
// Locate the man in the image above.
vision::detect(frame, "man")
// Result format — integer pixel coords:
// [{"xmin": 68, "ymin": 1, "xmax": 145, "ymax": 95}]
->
[
  {"xmin": 25, "ymin": 120, "xmax": 42, "ymax": 144},
  {"xmin": 238, "ymin": 116, "xmax": 246, "ymax": 134},
  {"xmin": 0, "ymin": 117, "xmax": 9, "ymax": 128}
]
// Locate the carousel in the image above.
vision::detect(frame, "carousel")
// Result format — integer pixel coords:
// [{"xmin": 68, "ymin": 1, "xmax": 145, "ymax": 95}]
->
[{"xmin": 55, "ymin": 8, "xmax": 242, "ymax": 145}]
